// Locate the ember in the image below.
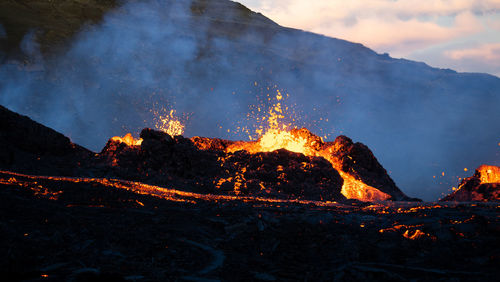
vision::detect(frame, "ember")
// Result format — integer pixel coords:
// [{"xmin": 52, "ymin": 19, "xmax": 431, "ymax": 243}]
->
[{"xmin": 153, "ymin": 109, "xmax": 185, "ymax": 136}]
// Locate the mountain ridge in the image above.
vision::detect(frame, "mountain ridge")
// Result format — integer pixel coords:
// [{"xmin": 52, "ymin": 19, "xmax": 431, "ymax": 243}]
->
[{"xmin": 1, "ymin": 0, "xmax": 499, "ymax": 80}]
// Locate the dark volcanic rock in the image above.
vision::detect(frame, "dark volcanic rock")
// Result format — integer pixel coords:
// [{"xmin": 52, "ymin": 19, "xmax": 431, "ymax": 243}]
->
[
  {"xmin": 0, "ymin": 169, "xmax": 498, "ymax": 282},
  {"xmin": 96, "ymin": 127, "xmax": 416, "ymax": 202},
  {"xmin": 97, "ymin": 129, "xmax": 221, "ymax": 187},
  {"xmin": 218, "ymin": 149, "xmax": 344, "ymax": 201},
  {"xmin": 441, "ymin": 165, "xmax": 500, "ymax": 202},
  {"xmin": 0, "ymin": 105, "xmax": 92, "ymax": 175},
  {"xmin": 190, "ymin": 136, "xmax": 235, "ymax": 151},
  {"xmin": 0, "ymin": 104, "xmax": 406, "ymax": 202}
]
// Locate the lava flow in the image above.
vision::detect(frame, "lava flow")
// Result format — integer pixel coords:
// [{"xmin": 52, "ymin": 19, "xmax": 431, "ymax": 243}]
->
[
  {"xmin": 222, "ymin": 127, "xmax": 394, "ymax": 201},
  {"xmin": 477, "ymin": 165, "xmax": 500, "ymax": 184}
]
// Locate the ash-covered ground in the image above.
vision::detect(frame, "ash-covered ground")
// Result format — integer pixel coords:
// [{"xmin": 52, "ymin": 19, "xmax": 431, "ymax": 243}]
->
[
  {"xmin": 0, "ymin": 105, "xmax": 499, "ymax": 281},
  {"xmin": 1, "ymin": 170, "xmax": 499, "ymax": 282}
]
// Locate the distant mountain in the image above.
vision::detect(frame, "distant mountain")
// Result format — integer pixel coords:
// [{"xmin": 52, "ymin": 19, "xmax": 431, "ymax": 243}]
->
[{"xmin": 1, "ymin": 0, "xmax": 499, "ymax": 200}]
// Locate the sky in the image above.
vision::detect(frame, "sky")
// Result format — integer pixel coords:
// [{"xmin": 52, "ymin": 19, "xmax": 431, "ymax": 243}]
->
[{"xmin": 238, "ymin": 0, "xmax": 500, "ymax": 77}]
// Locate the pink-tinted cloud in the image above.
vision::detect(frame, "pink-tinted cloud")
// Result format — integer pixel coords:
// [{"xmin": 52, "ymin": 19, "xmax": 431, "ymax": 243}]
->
[
  {"xmin": 314, "ymin": 11, "xmax": 483, "ymax": 55},
  {"xmin": 445, "ymin": 43, "xmax": 500, "ymax": 61},
  {"xmin": 243, "ymin": 1, "xmax": 493, "ymax": 52},
  {"xmin": 249, "ymin": 0, "xmax": 500, "ymax": 19}
]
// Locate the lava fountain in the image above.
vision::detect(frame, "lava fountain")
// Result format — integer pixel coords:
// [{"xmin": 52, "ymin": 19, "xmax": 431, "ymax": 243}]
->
[
  {"xmin": 197, "ymin": 90, "xmax": 405, "ymax": 202},
  {"xmin": 112, "ymin": 109, "xmax": 185, "ymax": 146}
]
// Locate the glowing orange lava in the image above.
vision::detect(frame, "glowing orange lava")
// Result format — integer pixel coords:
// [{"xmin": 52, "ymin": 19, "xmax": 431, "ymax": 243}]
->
[
  {"xmin": 109, "ymin": 89, "xmax": 393, "ymax": 202},
  {"xmin": 477, "ymin": 165, "xmax": 500, "ymax": 184},
  {"xmin": 218, "ymin": 90, "xmax": 390, "ymax": 202},
  {"xmin": 111, "ymin": 108, "xmax": 186, "ymax": 147},
  {"xmin": 153, "ymin": 109, "xmax": 185, "ymax": 136},
  {"xmin": 111, "ymin": 133, "xmax": 143, "ymax": 146}
]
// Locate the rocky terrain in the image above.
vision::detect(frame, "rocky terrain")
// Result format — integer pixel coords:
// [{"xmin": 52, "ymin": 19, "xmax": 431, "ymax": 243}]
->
[
  {"xmin": 101, "ymin": 129, "xmax": 345, "ymax": 201},
  {"xmin": 0, "ymin": 170, "xmax": 498, "ymax": 281}
]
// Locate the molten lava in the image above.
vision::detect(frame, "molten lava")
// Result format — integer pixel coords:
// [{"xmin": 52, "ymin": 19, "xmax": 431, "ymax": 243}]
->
[
  {"xmin": 111, "ymin": 108, "xmax": 184, "ymax": 146},
  {"xmin": 153, "ymin": 108, "xmax": 185, "ymax": 136},
  {"xmin": 110, "ymin": 90, "xmax": 402, "ymax": 202},
  {"xmin": 211, "ymin": 90, "xmax": 393, "ymax": 202},
  {"xmin": 226, "ymin": 128, "xmax": 319, "ymax": 155},
  {"xmin": 111, "ymin": 133, "xmax": 143, "ymax": 146},
  {"xmin": 477, "ymin": 165, "xmax": 500, "ymax": 184},
  {"xmin": 258, "ymin": 129, "xmax": 310, "ymax": 154}
]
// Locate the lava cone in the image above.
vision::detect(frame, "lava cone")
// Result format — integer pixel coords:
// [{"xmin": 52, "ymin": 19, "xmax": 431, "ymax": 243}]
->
[{"xmin": 441, "ymin": 165, "xmax": 500, "ymax": 202}]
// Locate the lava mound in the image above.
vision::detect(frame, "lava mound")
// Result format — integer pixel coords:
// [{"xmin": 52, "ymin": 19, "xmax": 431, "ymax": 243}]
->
[
  {"xmin": 0, "ymin": 105, "xmax": 416, "ymax": 202},
  {"xmin": 322, "ymin": 135, "xmax": 414, "ymax": 201},
  {"xmin": 99, "ymin": 128, "xmax": 416, "ymax": 202},
  {"xmin": 441, "ymin": 165, "xmax": 500, "ymax": 202},
  {"xmin": 98, "ymin": 129, "xmax": 345, "ymax": 201}
]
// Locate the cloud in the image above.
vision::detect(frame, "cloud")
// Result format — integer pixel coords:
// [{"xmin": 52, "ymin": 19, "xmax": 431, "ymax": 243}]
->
[
  {"xmin": 441, "ymin": 42, "xmax": 500, "ymax": 76},
  {"xmin": 487, "ymin": 17, "xmax": 500, "ymax": 31},
  {"xmin": 445, "ymin": 42, "xmax": 500, "ymax": 61},
  {"xmin": 315, "ymin": 11, "xmax": 483, "ymax": 55},
  {"xmin": 249, "ymin": 0, "xmax": 500, "ymax": 19},
  {"xmin": 241, "ymin": 1, "xmax": 496, "ymax": 53}
]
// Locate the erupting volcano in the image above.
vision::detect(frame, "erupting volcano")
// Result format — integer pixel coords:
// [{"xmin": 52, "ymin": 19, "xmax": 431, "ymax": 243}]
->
[
  {"xmin": 105, "ymin": 90, "xmax": 414, "ymax": 203},
  {"xmin": 1, "ymin": 0, "xmax": 499, "ymax": 280}
]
